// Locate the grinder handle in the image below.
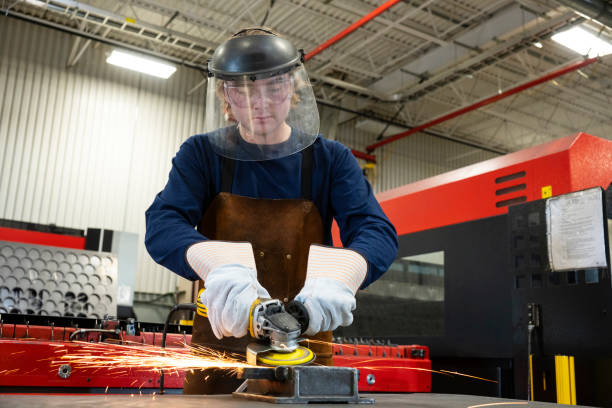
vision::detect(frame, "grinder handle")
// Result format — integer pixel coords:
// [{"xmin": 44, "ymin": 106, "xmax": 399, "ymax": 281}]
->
[{"xmin": 285, "ymin": 300, "xmax": 309, "ymax": 335}]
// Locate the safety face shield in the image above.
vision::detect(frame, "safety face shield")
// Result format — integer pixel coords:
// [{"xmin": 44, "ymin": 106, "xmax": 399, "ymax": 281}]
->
[{"xmin": 204, "ymin": 64, "xmax": 319, "ymax": 161}]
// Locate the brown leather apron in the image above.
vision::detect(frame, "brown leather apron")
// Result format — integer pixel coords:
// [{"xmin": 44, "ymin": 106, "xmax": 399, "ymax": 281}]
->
[{"xmin": 183, "ymin": 146, "xmax": 333, "ymax": 395}]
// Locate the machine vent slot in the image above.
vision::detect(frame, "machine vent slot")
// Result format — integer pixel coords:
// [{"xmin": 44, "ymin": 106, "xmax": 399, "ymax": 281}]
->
[
  {"xmin": 496, "ymin": 196, "xmax": 526, "ymax": 207},
  {"xmin": 496, "ymin": 183, "xmax": 526, "ymax": 196},
  {"xmin": 495, "ymin": 171, "xmax": 526, "ymax": 184},
  {"xmin": 531, "ymin": 273, "xmax": 543, "ymax": 288}
]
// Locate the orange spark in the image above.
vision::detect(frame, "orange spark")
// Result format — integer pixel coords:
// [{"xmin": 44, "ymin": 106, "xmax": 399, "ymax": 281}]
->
[
  {"xmin": 298, "ymin": 340, "xmax": 498, "ymax": 384},
  {"xmin": 356, "ymin": 365, "xmax": 449, "ymax": 376},
  {"xmin": 467, "ymin": 402, "xmax": 528, "ymax": 408},
  {"xmin": 52, "ymin": 341, "xmax": 253, "ymax": 374},
  {"xmin": 440, "ymin": 370, "xmax": 498, "ymax": 383}
]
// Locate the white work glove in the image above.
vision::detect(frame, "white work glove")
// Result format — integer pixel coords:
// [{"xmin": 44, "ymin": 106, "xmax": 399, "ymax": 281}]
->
[
  {"xmin": 294, "ymin": 245, "xmax": 368, "ymax": 336},
  {"xmin": 186, "ymin": 241, "xmax": 270, "ymax": 339}
]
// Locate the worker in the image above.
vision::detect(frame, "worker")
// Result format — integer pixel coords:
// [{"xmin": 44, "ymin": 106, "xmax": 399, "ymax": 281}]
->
[{"xmin": 145, "ymin": 27, "xmax": 398, "ymax": 394}]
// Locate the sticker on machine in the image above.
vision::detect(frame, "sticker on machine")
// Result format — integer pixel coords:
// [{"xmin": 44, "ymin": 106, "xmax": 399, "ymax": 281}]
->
[{"xmin": 546, "ymin": 187, "xmax": 608, "ymax": 271}]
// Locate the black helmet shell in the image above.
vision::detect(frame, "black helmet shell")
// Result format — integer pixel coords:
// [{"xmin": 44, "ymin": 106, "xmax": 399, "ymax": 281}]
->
[{"xmin": 208, "ymin": 35, "xmax": 303, "ymax": 80}]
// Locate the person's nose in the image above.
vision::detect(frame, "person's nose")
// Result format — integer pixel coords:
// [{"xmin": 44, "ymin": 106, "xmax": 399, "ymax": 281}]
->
[{"xmin": 249, "ymin": 89, "xmax": 269, "ymax": 109}]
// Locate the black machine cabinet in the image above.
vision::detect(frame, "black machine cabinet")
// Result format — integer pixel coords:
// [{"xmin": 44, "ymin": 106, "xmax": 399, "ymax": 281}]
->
[
  {"xmin": 510, "ymin": 190, "xmax": 612, "ymax": 405},
  {"xmin": 337, "ymin": 213, "xmax": 515, "ymax": 398},
  {"xmin": 336, "ymin": 185, "xmax": 612, "ymax": 405}
]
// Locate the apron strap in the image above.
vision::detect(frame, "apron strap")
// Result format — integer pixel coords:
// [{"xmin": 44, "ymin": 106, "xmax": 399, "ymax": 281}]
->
[
  {"xmin": 220, "ymin": 157, "xmax": 236, "ymax": 193},
  {"xmin": 300, "ymin": 144, "xmax": 313, "ymax": 200},
  {"xmin": 220, "ymin": 145, "xmax": 314, "ymax": 199}
]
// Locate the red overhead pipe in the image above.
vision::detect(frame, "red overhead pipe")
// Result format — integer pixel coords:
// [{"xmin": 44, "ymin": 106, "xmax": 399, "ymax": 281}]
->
[
  {"xmin": 366, "ymin": 57, "xmax": 599, "ymax": 152},
  {"xmin": 306, "ymin": 0, "xmax": 401, "ymax": 162},
  {"xmin": 304, "ymin": 0, "xmax": 402, "ymax": 61},
  {"xmin": 351, "ymin": 149, "xmax": 377, "ymax": 163}
]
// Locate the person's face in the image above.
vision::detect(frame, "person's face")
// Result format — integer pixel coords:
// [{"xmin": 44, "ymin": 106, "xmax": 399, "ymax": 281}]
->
[{"xmin": 224, "ymin": 75, "xmax": 293, "ymax": 141}]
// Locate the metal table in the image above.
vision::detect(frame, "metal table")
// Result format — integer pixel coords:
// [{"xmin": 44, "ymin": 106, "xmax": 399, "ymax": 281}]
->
[{"xmin": 0, "ymin": 393, "xmax": 593, "ymax": 408}]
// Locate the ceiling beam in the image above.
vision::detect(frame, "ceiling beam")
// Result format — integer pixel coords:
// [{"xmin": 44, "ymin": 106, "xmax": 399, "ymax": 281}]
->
[
  {"xmin": 366, "ymin": 57, "xmax": 597, "ymax": 152},
  {"xmin": 387, "ymin": 11, "xmax": 579, "ymax": 100},
  {"xmin": 313, "ymin": 0, "xmax": 437, "ymax": 73},
  {"xmin": 370, "ymin": 3, "xmax": 542, "ymax": 94},
  {"xmin": 330, "ymin": 0, "xmax": 448, "ymax": 45}
]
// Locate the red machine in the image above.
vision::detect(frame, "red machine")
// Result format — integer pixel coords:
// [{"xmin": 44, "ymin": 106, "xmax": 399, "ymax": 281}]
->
[
  {"xmin": 335, "ymin": 132, "xmax": 610, "ymax": 404},
  {"xmin": 0, "ymin": 322, "xmax": 190, "ymax": 391},
  {"xmin": 0, "ymin": 318, "xmax": 431, "ymax": 393},
  {"xmin": 377, "ymin": 132, "xmax": 612, "ymax": 234},
  {"xmin": 333, "ymin": 342, "xmax": 431, "ymax": 392}
]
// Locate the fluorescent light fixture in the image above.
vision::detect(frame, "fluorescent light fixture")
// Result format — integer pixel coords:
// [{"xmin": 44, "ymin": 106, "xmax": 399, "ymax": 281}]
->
[
  {"xmin": 106, "ymin": 50, "xmax": 177, "ymax": 79},
  {"xmin": 24, "ymin": 0, "xmax": 46, "ymax": 6},
  {"xmin": 533, "ymin": 42, "xmax": 543, "ymax": 48},
  {"xmin": 551, "ymin": 25, "xmax": 612, "ymax": 57}
]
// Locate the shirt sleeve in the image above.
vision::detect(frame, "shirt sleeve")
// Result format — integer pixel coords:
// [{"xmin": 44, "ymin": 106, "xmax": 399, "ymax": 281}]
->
[
  {"xmin": 145, "ymin": 136, "xmax": 212, "ymax": 281},
  {"xmin": 329, "ymin": 143, "xmax": 398, "ymax": 289}
]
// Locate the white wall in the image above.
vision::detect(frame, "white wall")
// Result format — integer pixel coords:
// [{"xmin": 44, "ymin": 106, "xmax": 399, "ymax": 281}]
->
[{"xmin": 0, "ymin": 18, "xmax": 206, "ymax": 294}]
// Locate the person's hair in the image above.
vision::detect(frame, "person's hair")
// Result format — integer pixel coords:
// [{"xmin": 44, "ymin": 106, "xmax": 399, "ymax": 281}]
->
[{"xmin": 214, "ymin": 27, "xmax": 301, "ymax": 119}]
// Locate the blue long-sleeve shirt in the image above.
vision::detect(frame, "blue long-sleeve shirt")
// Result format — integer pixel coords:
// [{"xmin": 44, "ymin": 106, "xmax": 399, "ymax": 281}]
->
[{"xmin": 144, "ymin": 133, "xmax": 398, "ymax": 289}]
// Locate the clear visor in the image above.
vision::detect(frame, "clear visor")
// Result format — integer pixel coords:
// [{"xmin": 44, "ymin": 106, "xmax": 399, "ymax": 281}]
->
[{"xmin": 204, "ymin": 65, "xmax": 320, "ymax": 161}]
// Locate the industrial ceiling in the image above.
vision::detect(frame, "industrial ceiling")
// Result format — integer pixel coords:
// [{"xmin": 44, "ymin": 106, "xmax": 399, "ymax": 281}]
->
[{"xmin": 3, "ymin": 0, "xmax": 612, "ymax": 156}]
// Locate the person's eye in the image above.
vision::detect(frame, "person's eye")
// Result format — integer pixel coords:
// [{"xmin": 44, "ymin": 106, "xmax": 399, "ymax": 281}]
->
[{"xmin": 269, "ymin": 86, "xmax": 283, "ymax": 94}]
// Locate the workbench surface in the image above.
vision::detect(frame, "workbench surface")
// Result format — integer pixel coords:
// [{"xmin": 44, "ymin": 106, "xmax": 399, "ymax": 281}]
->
[{"xmin": 0, "ymin": 393, "xmax": 592, "ymax": 407}]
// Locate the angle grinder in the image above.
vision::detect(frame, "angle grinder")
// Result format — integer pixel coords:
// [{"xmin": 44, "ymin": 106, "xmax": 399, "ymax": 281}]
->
[{"xmin": 247, "ymin": 299, "xmax": 314, "ymax": 366}]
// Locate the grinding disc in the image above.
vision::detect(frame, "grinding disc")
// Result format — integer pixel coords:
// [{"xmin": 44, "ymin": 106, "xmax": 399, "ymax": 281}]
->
[{"xmin": 256, "ymin": 346, "xmax": 315, "ymax": 366}]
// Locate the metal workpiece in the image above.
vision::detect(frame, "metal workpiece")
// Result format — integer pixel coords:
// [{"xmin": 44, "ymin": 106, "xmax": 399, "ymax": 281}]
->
[
  {"xmin": 0, "ymin": 393, "xmax": 589, "ymax": 408},
  {"xmin": 233, "ymin": 365, "xmax": 373, "ymax": 404}
]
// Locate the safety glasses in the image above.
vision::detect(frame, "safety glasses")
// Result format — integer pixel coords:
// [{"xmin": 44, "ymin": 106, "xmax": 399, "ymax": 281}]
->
[{"xmin": 224, "ymin": 77, "xmax": 293, "ymax": 108}]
